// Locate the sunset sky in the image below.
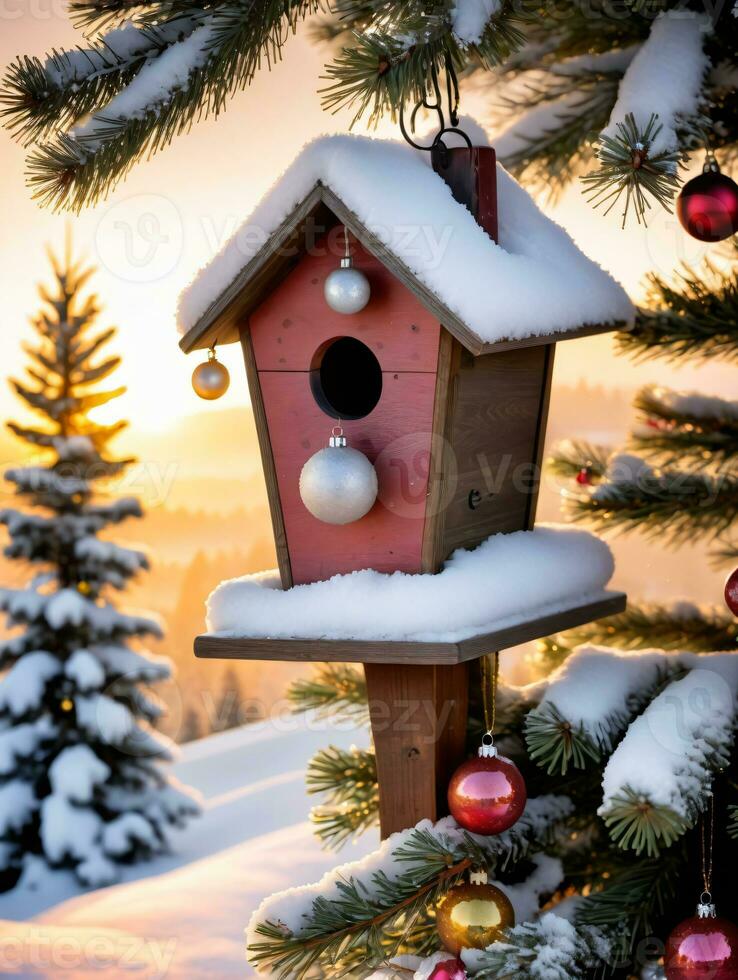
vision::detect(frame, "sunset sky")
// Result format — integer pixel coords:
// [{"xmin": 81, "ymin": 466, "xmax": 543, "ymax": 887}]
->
[{"xmin": 0, "ymin": 16, "xmax": 734, "ymax": 435}]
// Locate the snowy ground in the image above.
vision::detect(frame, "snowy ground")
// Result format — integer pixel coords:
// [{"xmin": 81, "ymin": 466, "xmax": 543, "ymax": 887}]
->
[{"xmin": 0, "ymin": 714, "xmax": 375, "ymax": 978}]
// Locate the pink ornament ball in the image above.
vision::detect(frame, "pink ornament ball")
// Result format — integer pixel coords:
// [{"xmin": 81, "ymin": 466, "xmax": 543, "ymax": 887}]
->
[{"xmin": 428, "ymin": 957, "xmax": 468, "ymax": 980}]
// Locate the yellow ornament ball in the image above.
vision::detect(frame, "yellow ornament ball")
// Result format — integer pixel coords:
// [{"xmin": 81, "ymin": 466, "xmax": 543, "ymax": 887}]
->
[
  {"xmin": 60, "ymin": 698, "xmax": 74, "ymax": 713},
  {"xmin": 192, "ymin": 348, "xmax": 230, "ymax": 400},
  {"xmin": 436, "ymin": 877, "xmax": 514, "ymax": 955}
]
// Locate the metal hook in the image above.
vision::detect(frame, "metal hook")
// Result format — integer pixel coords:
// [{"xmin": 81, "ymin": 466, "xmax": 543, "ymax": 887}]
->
[{"xmin": 398, "ymin": 53, "xmax": 469, "ymax": 161}]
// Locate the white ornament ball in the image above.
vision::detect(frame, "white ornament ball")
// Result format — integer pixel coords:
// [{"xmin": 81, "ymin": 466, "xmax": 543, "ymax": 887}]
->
[
  {"xmin": 299, "ymin": 443, "xmax": 378, "ymax": 524},
  {"xmin": 324, "ymin": 261, "xmax": 371, "ymax": 315}
]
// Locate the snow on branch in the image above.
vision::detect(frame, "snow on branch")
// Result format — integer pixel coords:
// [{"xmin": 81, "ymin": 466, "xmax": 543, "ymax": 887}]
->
[
  {"xmin": 247, "ymin": 798, "xmax": 573, "ymax": 977},
  {"xmin": 72, "ymin": 23, "xmax": 216, "ymax": 148},
  {"xmin": 525, "ymin": 646, "xmax": 681, "ymax": 775},
  {"xmin": 0, "ymin": 652, "xmax": 60, "ymax": 716},
  {"xmin": 562, "ymin": 452, "xmax": 738, "ymax": 545},
  {"xmin": 632, "ymin": 385, "xmax": 738, "ymax": 466},
  {"xmin": 0, "ymin": 586, "xmax": 162, "ymax": 638},
  {"xmin": 451, "ymin": 0, "xmax": 501, "ymax": 45},
  {"xmin": 65, "ymin": 649, "xmax": 106, "ymax": 692},
  {"xmin": 0, "ymin": 721, "xmax": 55, "ymax": 775},
  {"xmin": 49, "ymin": 744, "xmax": 110, "ymax": 804},
  {"xmin": 599, "ymin": 653, "xmax": 738, "ymax": 855},
  {"xmin": 94, "ymin": 643, "xmax": 171, "ymax": 682},
  {"xmin": 75, "ymin": 693, "xmax": 135, "ymax": 745},
  {"xmin": 583, "ymin": 12, "xmax": 710, "ymax": 225},
  {"xmin": 464, "ymin": 912, "xmax": 614, "ymax": 979},
  {"xmin": 602, "ymin": 12, "xmax": 709, "ymax": 158},
  {"xmin": 0, "ymin": 781, "xmax": 38, "ymax": 836}
]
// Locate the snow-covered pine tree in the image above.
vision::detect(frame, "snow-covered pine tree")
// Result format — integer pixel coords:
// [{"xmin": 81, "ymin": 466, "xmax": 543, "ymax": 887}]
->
[
  {"xmin": 0, "ymin": 240, "xmax": 199, "ymax": 891},
  {"xmin": 543, "ymin": 244, "xmax": 738, "ymax": 669},
  {"xmin": 1, "ymin": 0, "xmax": 736, "ymax": 220}
]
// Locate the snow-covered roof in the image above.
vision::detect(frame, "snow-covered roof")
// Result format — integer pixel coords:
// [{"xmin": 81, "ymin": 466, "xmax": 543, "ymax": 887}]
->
[{"xmin": 177, "ymin": 134, "xmax": 634, "ymax": 355}]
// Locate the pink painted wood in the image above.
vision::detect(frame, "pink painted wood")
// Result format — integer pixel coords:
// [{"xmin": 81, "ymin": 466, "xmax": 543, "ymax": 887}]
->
[
  {"xmin": 250, "ymin": 240, "xmax": 441, "ymax": 374},
  {"xmin": 258, "ymin": 371, "xmax": 438, "ymax": 584},
  {"xmin": 249, "ymin": 238, "xmax": 442, "ymax": 585}
]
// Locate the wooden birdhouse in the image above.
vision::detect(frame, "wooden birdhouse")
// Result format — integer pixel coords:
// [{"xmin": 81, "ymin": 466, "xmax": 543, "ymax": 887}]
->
[{"xmin": 178, "ymin": 134, "xmax": 631, "ymax": 836}]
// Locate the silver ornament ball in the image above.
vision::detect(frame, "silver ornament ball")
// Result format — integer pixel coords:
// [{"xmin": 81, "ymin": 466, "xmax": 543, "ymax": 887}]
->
[
  {"xmin": 192, "ymin": 350, "xmax": 230, "ymax": 400},
  {"xmin": 299, "ymin": 435, "xmax": 378, "ymax": 525},
  {"xmin": 324, "ymin": 257, "xmax": 371, "ymax": 315}
]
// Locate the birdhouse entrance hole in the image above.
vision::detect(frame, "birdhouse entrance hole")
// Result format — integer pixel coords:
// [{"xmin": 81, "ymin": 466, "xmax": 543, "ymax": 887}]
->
[{"xmin": 310, "ymin": 336, "xmax": 382, "ymax": 420}]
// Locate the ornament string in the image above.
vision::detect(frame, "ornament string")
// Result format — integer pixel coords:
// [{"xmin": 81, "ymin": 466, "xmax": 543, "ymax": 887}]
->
[
  {"xmin": 701, "ymin": 792, "xmax": 715, "ymax": 899},
  {"xmin": 481, "ymin": 652, "xmax": 499, "ymax": 737}
]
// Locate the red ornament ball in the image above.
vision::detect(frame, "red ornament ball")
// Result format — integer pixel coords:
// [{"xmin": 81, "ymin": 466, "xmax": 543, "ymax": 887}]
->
[
  {"xmin": 448, "ymin": 753, "xmax": 527, "ymax": 836},
  {"xmin": 665, "ymin": 915, "xmax": 738, "ymax": 979},
  {"xmin": 575, "ymin": 467, "xmax": 592, "ymax": 486},
  {"xmin": 725, "ymin": 567, "xmax": 738, "ymax": 617},
  {"xmin": 676, "ymin": 163, "xmax": 738, "ymax": 243},
  {"xmin": 428, "ymin": 958, "xmax": 467, "ymax": 980}
]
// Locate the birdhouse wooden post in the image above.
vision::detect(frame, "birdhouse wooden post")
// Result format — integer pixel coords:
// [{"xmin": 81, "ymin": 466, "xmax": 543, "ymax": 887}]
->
[{"xmin": 178, "ymin": 136, "xmax": 629, "ymax": 837}]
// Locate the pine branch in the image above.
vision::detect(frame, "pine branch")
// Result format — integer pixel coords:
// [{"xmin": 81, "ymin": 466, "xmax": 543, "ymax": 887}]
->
[
  {"xmin": 582, "ymin": 113, "xmax": 683, "ymax": 226},
  {"xmin": 506, "ymin": 4, "xmax": 648, "ymax": 67},
  {"xmin": 306, "ymin": 745, "xmax": 378, "ymax": 849},
  {"xmin": 288, "ymin": 664, "xmax": 369, "ymax": 725},
  {"xmin": 546, "ymin": 439, "xmax": 610, "ymax": 482},
  {"xmin": 1, "ymin": 21, "xmax": 198, "ymax": 147},
  {"xmin": 495, "ymin": 65, "xmax": 623, "ymax": 194},
  {"xmin": 525, "ymin": 703, "xmax": 602, "ymax": 776},
  {"xmin": 600, "ymin": 787, "xmax": 691, "ymax": 857},
  {"xmin": 577, "ymin": 849, "xmax": 683, "ymax": 945},
  {"xmin": 537, "ymin": 600, "xmax": 738, "ymax": 670},
  {"xmin": 599, "ymin": 657, "xmax": 738, "ymax": 857},
  {"xmin": 563, "ymin": 461, "xmax": 738, "ymax": 546},
  {"xmin": 619, "ymin": 249, "xmax": 738, "ymax": 364},
  {"xmin": 729, "ymin": 804, "xmax": 738, "ymax": 839},
  {"xmin": 321, "ymin": 2, "xmax": 525, "ymax": 126},
  {"xmin": 525, "ymin": 647, "xmax": 678, "ymax": 777},
  {"xmin": 248, "ymin": 797, "xmax": 573, "ymax": 977},
  {"xmin": 631, "ymin": 385, "xmax": 738, "ymax": 469},
  {"xmin": 250, "ymin": 858, "xmax": 468, "ymax": 978},
  {"xmin": 712, "ymin": 537, "xmax": 738, "ymax": 568},
  {"xmin": 68, "ymin": 0, "xmax": 191, "ymax": 32},
  {"xmin": 13, "ymin": 2, "xmax": 319, "ymax": 211}
]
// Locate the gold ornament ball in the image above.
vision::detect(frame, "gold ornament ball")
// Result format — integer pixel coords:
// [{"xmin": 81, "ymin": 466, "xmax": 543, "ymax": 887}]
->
[
  {"xmin": 192, "ymin": 354, "xmax": 230, "ymax": 400},
  {"xmin": 436, "ymin": 881, "xmax": 515, "ymax": 955},
  {"xmin": 60, "ymin": 698, "xmax": 74, "ymax": 713}
]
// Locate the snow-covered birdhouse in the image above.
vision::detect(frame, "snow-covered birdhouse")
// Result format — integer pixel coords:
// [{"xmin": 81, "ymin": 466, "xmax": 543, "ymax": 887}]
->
[
  {"xmin": 178, "ymin": 135, "xmax": 632, "ymax": 588},
  {"xmin": 177, "ymin": 134, "xmax": 630, "ymax": 835}
]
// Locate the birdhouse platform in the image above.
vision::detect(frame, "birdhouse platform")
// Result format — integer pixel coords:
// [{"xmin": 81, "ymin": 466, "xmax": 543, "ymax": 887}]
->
[
  {"xmin": 177, "ymin": 133, "xmax": 633, "ymax": 837},
  {"xmin": 194, "ymin": 592, "xmax": 626, "ymax": 666}
]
